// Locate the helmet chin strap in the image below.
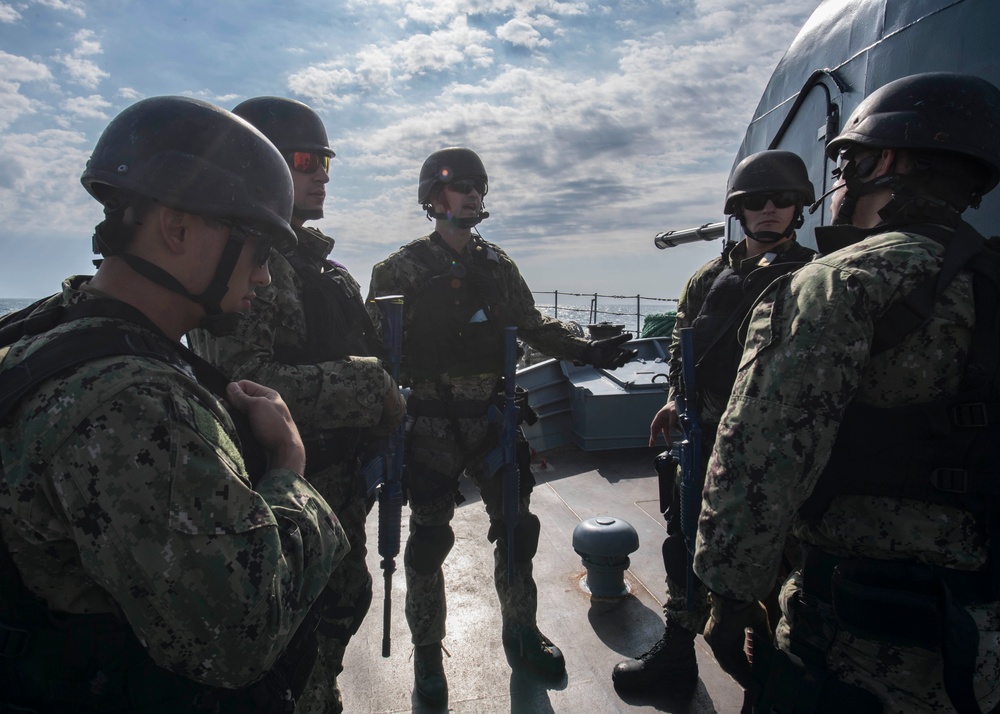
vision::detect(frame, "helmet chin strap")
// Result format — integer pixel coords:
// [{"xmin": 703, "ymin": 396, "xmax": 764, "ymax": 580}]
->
[
  {"xmin": 427, "ymin": 192, "xmax": 490, "ymax": 229},
  {"xmin": 739, "ymin": 211, "xmax": 802, "ymax": 244},
  {"xmin": 100, "ymin": 218, "xmax": 249, "ymax": 336}
]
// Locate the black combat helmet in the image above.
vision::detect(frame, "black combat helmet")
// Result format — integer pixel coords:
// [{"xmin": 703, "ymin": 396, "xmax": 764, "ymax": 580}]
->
[
  {"xmin": 724, "ymin": 150, "xmax": 814, "ymax": 244},
  {"xmin": 81, "ymin": 96, "xmax": 296, "ymax": 332},
  {"xmin": 231, "ymin": 96, "xmax": 336, "ymax": 157},
  {"xmin": 81, "ymin": 95, "xmax": 296, "ymax": 250},
  {"xmin": 724, "ymin": 150, "xmax": 815, "ymax": 215},
  {"xmin": 827, "ymin": 72, "xmax": 1000, "ymax": 207},
  {"xmin": 418, "ymin": 147, "xmax": 489, "ymax": 205},
  {"xmin": 418, "ymin": 147, "xmax": 490, "ymax": 228}
]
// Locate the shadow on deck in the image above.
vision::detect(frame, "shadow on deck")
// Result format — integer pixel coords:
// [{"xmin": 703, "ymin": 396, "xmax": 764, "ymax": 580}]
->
[{"xmin": 338, "ymin": 445, "xmax": 744, "ymax": 713}]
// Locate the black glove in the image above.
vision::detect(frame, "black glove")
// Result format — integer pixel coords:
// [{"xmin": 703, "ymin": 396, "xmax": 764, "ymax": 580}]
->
[
  {"xmin": 577, "ymin": 333, "xmax": 637, "ymax": 369},
  {"xmin": 703, "ymin": 592, "xmax": 772, "ymax": 691}
]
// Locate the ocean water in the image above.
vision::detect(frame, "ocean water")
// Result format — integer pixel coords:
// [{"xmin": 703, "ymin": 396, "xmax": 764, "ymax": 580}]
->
[{"xmin": 0, "ymin": 297, "xmax": 38, "ymax": 317}]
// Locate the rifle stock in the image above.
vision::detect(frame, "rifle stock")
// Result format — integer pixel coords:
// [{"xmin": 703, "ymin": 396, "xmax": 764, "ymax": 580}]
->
[
  {"xmin": 485, "ymin": 326, "xmax": 521, "ymax": 583},
  {"xmin": 676, "ymin": 327, "xmax": 703, "ymax": 610}
]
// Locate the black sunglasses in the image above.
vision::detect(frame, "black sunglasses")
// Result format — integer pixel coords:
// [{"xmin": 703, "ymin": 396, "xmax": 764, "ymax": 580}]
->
[
  {"xmin": 742, "ymin": 191, "xmax": 799, "ymax": 211},
  {"xmin": 447, "ymin": 177, "xmax": 488, "ymax": 196},
  {"xmin": 229, "ymin": 222, "xmax": 275, "ymax": 266},
  {"xmin": 289, "ymin": 151, "xmax": 331, "ymax": 174}
]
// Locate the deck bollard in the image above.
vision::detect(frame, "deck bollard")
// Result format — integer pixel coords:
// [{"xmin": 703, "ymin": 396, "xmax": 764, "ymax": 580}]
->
[{"xmin": 572, "ymin": 516, "xmax": 639, "ymax": 598}]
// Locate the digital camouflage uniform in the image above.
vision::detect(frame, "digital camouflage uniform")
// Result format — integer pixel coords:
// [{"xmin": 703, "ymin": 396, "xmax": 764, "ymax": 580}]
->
[
  {"xmin": 663, "ymin": 237, "xmax": 814, "ymax": 632},
  {"xmin": 694, "ymin": 231, "xmax": 1000, "ymax": 713},
  {"xmin": 0, "ymin": 279, "xmax": 349, "ymax": 704},
  {"xmin": 367, "ymin": 232, "xmax": 592, "ymax": 647},
  {"xmin": 189, "ymin": 226, "xmax": 390, "ymax": 714}
]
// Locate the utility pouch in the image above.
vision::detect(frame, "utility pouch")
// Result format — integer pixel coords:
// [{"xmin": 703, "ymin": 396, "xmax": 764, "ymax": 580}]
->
[
  {"xmin": 830, "ymin": 560, "xmax": 981, "ymax": 714},
  {"xmin": 830, "ymin": 560, "xmax": 940, "ymax": 649},
  {"xmin": 748, "ymin": 632, "xmax": 883, "ymax": 714},
  {"xmin": 654, "ymin": 449, "xmax": 678, "ymax": 517}
]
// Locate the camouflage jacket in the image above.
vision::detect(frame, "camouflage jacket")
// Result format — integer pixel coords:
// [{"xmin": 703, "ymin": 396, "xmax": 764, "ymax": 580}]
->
[
  {"xmin": 189, "ymin": 226, "xmax": 392, "ymax": 440},
  {"xmin": 0, "ymin": 278, "xmax": 349, "ymax": 688},
  {"xmin": 693, "ymin": 230, "xmax": 999, "ymax": 712},
  {"xmin": 367, "ymin": 232, "xmax": 591, "ymax": 402},
  {"xmin": 666, "ymin": 237, "xmax": 814, "ymax": 424}
]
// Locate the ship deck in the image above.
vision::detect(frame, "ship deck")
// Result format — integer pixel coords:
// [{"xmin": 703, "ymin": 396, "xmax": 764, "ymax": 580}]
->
[{"xmin": 338, "ymin": 444, "xmax": 744, "ymax": 713}]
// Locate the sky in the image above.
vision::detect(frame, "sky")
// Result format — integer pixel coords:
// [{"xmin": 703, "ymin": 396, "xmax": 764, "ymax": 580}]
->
[{"xmin": 0, "ymin": 0, "xmax": 823, "ymax": 305}]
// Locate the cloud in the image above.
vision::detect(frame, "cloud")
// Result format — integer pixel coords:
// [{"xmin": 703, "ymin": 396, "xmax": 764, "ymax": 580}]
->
[
  {"xmin": 496, "ymin": 15, "xmax": 551, "ymax": 48},
  {"xmin": 34, "ymin": 0, "xmax": 86, "ymax": 17},
  {"xmin": 0, "ymin": 53, "xmax": 53, "ymax": 131},
  {"xmin": 0, "ymin": 50, "xmax": 53, "ymax": 82},
  {"xmin": 57, "ymin": 29, "xmax": 109, "ymax": 88},
  {"xmin": 61, "ymin": 94, "xmax": 112, "ymax": 120},
  {"xmin": 0, "ymin": 3, "xmax": 20, "ymax": 22},
  {"xmin": 0, "ymin": 128, "xmax": 94, "ymax": 236},
  {"xmin": 288, "ymin": 16, "xmax": 494, "ymax": 102}
]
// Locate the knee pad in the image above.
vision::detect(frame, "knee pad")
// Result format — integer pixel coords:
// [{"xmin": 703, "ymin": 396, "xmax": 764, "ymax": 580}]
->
[
  {"xmin": 404, "ymin": 524, "xmax": 455, "ymax": 574},
  {"xmin": 512, "ymin": 512, "xmax": 540, "ymax": 562}
]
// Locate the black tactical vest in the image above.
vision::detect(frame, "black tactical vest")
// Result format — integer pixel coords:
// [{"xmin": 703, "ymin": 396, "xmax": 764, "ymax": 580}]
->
[
  {"xmin": 690, "ymin": 241, "xmax": 815, "ymax": 415},
  {"xmin": 402, "ymin": 234, "xmax": 508, "ymax": 381},
  {"xmin": 275, "ymin": 238, "xmax": 381, "ymax": 365}
]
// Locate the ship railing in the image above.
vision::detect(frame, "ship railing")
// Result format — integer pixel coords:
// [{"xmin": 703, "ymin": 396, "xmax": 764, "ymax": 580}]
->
[{"xmin": 531, "ymin": 290, "xmax": 678, "ymax": 336}]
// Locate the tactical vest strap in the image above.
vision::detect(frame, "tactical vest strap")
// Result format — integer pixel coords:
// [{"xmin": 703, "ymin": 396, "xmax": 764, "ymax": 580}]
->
[
  {"xmin": 0, "ymin": 298, "xmax": 267, "ymax": 481},
  {"xmin": 871, "ymin": 222, "xmax": 985, "ymax": 355}
]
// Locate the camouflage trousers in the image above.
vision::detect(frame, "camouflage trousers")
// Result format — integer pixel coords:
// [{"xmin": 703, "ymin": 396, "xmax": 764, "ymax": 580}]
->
[
  {"xmin": 403, "ymin": 411, "xmax": 538, "ymax": 646},
  {"xmin": 297, "ymin": 462, "xmax": 372, "ymax": 714}
]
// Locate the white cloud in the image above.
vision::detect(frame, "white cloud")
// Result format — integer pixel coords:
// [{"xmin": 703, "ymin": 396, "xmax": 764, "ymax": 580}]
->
[
  {"xmin": 0, "ymin": 50, "xmax": 53, "ymax": 82},
  {"xmin": 117, "ymin": 86, "xmax": 142, "ymax": 100},
  {"xmin": 0, "ymin": 128, "xmax": 93, "ymax": 235},
  {"xmin": 0, "ymin": 3, "xmax": 20, "ymax": 22},
  {"xmin": 34, "ymin": 0, "xmax": 86, "ymax": 17},
  {"xmin": 60, "ymin": 94, "xmax": 112, "ymax": 120},
  {"xmin": 288, "ymin": 15, "xmax": 493, "ymax": 102},
  {"xmin": 496, "ymin": 16, "xmax": 551, "ymax": 48},
  {"xmin": 57, "ymin": 29, "xmax": 109, "ymax": 89},
  {"xmin": 287, "ymin": 65, "xmax": 359, "ymax": 104},
  {"xmin": 0, "ymin": 54, "xmax": 53, "ymax": 131}
]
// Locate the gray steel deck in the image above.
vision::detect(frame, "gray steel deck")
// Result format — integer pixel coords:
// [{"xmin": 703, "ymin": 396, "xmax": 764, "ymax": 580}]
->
[{"xmin": 338, "ymin": 445, "xmax": 744, "ymax": 713}]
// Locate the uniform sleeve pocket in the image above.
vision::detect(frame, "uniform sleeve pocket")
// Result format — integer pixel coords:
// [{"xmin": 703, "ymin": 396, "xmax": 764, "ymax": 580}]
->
[{"xmin": 167, "ymin": 393, "xmax": 276, "ymax": 535}]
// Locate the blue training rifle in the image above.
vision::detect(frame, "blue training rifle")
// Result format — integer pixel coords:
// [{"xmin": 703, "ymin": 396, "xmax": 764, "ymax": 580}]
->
[
  {"xmin": 361, "ymin": 295, "xmax": 407, "ymax": 657},
  {"xmin": 483, "ymin": 326, "xmax": 521, "ymax": 584},
  {"xmin": 675, "ymin": 326, "xmax": 703, "ymax": 609}
]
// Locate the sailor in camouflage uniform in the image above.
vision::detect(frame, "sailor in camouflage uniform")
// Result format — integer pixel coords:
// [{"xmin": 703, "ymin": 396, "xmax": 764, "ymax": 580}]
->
[
  {"xmin": 188, "ymin": 97, "xmax": 404, "ymax": 714},
  {"xmin": 0, "ymin": 97, "xmax": 349, "ymax": 713},
  {"xmin": 367, "ymin": 147, "xmax": 636, "ymax": 705},
  {"xmin": 695, "ymin": 73, "xmax": 1000, "ymax": 713},
  {"xmin": 614, "ymin": 150, "xmax": 816, "ymax": 695}
]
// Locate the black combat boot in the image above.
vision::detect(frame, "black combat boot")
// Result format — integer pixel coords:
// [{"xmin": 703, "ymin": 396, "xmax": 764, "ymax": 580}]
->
[
  {"xmin": 414, "ymin": 642, "xmax": 448, "ymax": 705},
  {"xmin": 612, "ymin": 619, "xmax": 698, "ymax": 694},
  {"xmin": 502, "ymin": 623, "xmax": 566, "ymax": 676}
]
